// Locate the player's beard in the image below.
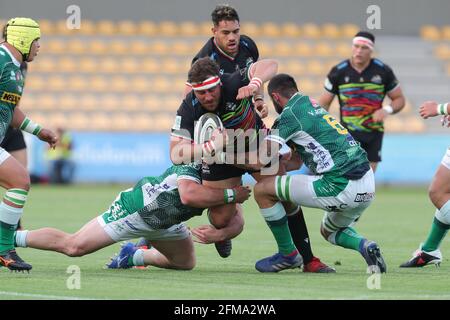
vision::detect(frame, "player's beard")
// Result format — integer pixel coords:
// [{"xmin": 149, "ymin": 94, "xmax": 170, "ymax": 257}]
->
[{"xmin": 273, "ymin": 100, "xmax": 284, "ymax": 114}]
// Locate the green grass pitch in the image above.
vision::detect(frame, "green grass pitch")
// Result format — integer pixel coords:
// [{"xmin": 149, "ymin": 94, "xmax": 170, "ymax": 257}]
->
[{"xmin": 0, "ymin": 184, "xmax": 449, "ymax": 300}]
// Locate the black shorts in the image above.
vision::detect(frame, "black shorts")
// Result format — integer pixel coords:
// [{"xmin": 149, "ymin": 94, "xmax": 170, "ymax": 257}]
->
[
  {"xmin": 350, "ymin": 130, "xmax": 383, "ymax": 162},
  {"xmin": 201, "ymin": 163, "xmax": 257, "ymax": 181},
  {"xmin": 0, "ymin": 127, "xmax": 26, "ymax": 152}
]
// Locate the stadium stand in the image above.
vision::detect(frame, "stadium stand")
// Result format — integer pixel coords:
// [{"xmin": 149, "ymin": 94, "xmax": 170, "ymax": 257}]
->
[{"xmin": 14, "ymin": 20, "xmax": 448, "ymax": 132}]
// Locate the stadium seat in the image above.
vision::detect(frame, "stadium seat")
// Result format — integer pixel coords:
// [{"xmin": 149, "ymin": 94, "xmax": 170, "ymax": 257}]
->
[
  {"xmin": 274, "ymin": 41, "xmax": 293, "ymax": 57},
  {"xmin": 199, "ymin": 21, "xmax": 213, "ymax": 37},
  {"xmin": 48, "ymin": 112, "xmax": 68, "ymax": 129},
  {"xmin": 26, "ymin": 112, "xmax": 47, "ymax": 128},
  {"xmin": 25, "ymin": 75, "xmax": 46, "ymax": 91},
  {"xmin": 110, "ymin": 40, "xmax": 128, "ymax": 55},
  {"xmin": 159, "ymin": 21, "xmax": 179, "ymax": 37},
  {"xmin": 33, "ymin": 57, "xmax": 56, "ymax": 73},
  {"xmin": 37, "ymin": 94, "xmax": 57, "ymax": 110},
  {"xmin": 297, "ymin": 78, "xmax": 317, "ymax": 95},
  {"xmin": 434, "ymin": 44, "xmax": 450, "ymax": 60},
  {"xmin": 161, "ymin": 58, "xmax": 182, "ymax": 74},
  {"xmin": 48, "ymin": 75, "xmax": 67, "ymax": 91},
  {"xmin": 117, "ymin": 20, "xmax": 138, "ymax": 35},
  {"xmin": 121, "ymin": 58, "xmax": 139, "ymax": 73},
  {"xmin": 261, "ymin": 22, "xmax": 281, "ymax": 38},
  {"xmin": 143, "ymin": 95, "xmax": 160, "ymax": 111},
  {"xmin": 315, "ymin": 42, "xmax": 334, "ymax": 57},
  {"xmin": 46, "ymin": 40, "xmax": 66, "ymax": 54},
  {"xmin": 446, "ymin": 62, "xmax": 450, "ymax": 76},
  {"xmin": 150, "ymin": 41, "xmax": 170, "ymax": 55},
  {"xmin": 121, "ymin": 94, "xmax": 141, "ymax": 110},
  {"xmin": 179, "ymin": 21, "xmax": 198, "ymax": 37},
  {"xmin": 97, "ymin": 20, "xmax": 116, "ymax": 35},
  {"xmin": 100, "ymin": 94, "xmax": 120, "ymax": 110},
  {"xmin": 192, "ymin": 40, "xmax": 207, "ymax": 53},
  {"xmin": 99, "ymin": 57, "xmax": 118, "ymax": 73},
  {"xmin": 17, "ymin": 94, "xmax": 34, "ymax": 111},
  {"xmin": 322, "ymin": 23, "xmax": 340, "ymax": 38},
  {"xmin": 71, "ymin": 112, "xmax": 90, "ymax": 130},
  {"xmin": 132, "ymin": 113, "xmax": 154, "ymax": 131},
  {"xmin": 38, "ymin": 19, "xmax": 55, "ymax": 35},
  {"xmin": 79, "ymin": 58, "xmax": 97, "ymax": 73},
  {"xmin": 302, "ymin": 23, "xmax": 321, "ymax": 39},
  {"xmin": 442, "ymin": 25, "xmax": 450, "ymax": 41},
  {"xmin": 91, "ymin": 112, "xmax": 111, "ymax": 130},
  {"xmin": 341, "ymin": 24, "xmax": 359, "ymax": 38},
  {"xmin": 163, "ymin": 95, "xmax": 182, "ymax": 111},
  {"xmin": 171, "ymin": 41, "xmax": 193, "ymax": 56},
  {"xmin": 152, "ymin": 77, "xmax": 171, "ymax": 93},
  {"xmin": 241, "ymin": 22, "xmax": 260, "ymax": 37},
  {"xmin": 131, "ymin": 76, "xmax": 151, "ymax": 92},
  {"xmin": 130, "ymin": 40, "xmax": 148, "ymax": 55},
  {"xmin": 152, "ymin": 113, "xmax": 174, "ymax": 132},
  {"xmin": 306, "ymin": 60, "xmax": 326, "ymax": 75},
  {"xmin": 90, "ymin": 76, "xmax": 109, "ymax": 92},
  {"xmin": 281, "ymin": 23, "xmax": 301, "ymax": 37},
  {"xmin": 59, "ymin": 94, "xmax": 78, "ymax": 110},
  {"xmin": 69, "ymin": 76, "xmax": 88, "ymax": 91},
  {"xmin": 420, "ymin": 25, "xmax": 441, "ymax": 41},
  {"xmin": 141, "ymin": 58, "xmax": 159, "ymax": 73},
  {"xmin": 89, "ymin": 40, "xmax": 108, "ymax": 55},
  {"xmin": 336, "ymin": 41, "xmax": 351, "ymax": 58},
  {"xmin": 55, "ymin": 20, "xmax": 73, "ymax": 35},
  {"xmin": 78, "ymin": 20, "xmax": 96, "ymax": 35},
  {"xmin": 138, "ymin": 21, "xmax": 158, "ymax": 36},
  {"xmin": 59, "ymin": 57, "xmax": 77, "ymax": 73},
  {"xmin": 283, "ymin": 60, "xmax": 306, "ymax": 76},
  {"xmin": 111, "ymin": 112, "xmax": 132, "ymax": 131},
  {"xmin": 256, "ymin": 41, "xmax": 272, "ymax": 57},
  {"xmin": 78, "ymin": 94, "xmax": 98, "ymax": 110},
  {"xmin": 294, "ymin": 42, "xmax": 313, "ymax": 57},
  {"xmin": 110, "ymin": 76, "xmax": 128, "ymax": 92},
  {"xmin": 67, "ymin": 39, "xmax": 86, "ymax": 54}
]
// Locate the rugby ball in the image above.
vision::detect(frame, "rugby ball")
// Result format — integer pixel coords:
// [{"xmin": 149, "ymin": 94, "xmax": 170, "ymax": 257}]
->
[{"xmin": 193, "ymin": 113, "xmax": 224, "ymax": 144}]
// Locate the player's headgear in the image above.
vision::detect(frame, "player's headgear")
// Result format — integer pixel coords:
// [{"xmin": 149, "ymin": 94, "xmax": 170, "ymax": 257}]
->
[
  {"xmin": 3, "ymin": 18, "xmax": 41, "ymax": 60},
  {"xmin": 353, "ymin": 31, "xmax": 375, "ymax": 50}
]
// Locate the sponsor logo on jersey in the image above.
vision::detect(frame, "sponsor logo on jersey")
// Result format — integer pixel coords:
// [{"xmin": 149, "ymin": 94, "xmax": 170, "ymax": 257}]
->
[
  {"xmin": 354, "ymin": 192, "xmax": 374, "ymax": 202},
  {"xmin": 371, "ymin": 75, "xmax": 382, "ymax": 84},
  {"xmin": 226, "ymin": 102, "xmax": 237, "ymax": 111},
  {"xmin": 172, "ymin": 115, "xmax": 182, "ymax": 130},
  {"xmin": 1, "ymin": 91, "xmax": 21, "ymax": 105},
  {"xmin": 324, "ymin": 78, "xmax": 333, "ymax": 91},
  {"xmin": 344, "ymin": 76, "xmax": 349, "ymax": 83}
]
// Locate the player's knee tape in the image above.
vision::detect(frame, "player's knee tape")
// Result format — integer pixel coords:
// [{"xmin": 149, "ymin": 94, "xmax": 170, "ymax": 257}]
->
[
  {"xmin": 4, "ymin": 188, "xmax": 28, "ymax": 208},
  {"xmin": 435, "ymin": 200, "xmax": 450, "ymax": 225},
  {"xmin": 0, "ymin": 201, "xmax": 23, "ymax": 225}
]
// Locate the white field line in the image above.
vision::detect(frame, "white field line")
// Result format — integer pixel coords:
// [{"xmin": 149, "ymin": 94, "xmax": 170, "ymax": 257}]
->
[{"xmin": 0, "ymin": 290, "xmax": 102, "ymax": 300}]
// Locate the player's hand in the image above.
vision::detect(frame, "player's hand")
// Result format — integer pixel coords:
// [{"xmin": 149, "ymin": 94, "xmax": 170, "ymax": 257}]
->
[
  {"xmin": 191, "ymin": 225, "xmax": 225, "ymax": 244},
  {"xmin": 254, "ymin": 99, "xmax": 268, "ymax": 119},
  {"xmin": 233, "ymin": 185, "xmax": 251, "ymax": 203},
  {"xmin": 209, "ymin": 128, "xmax": 228, "ymax": 151},
  {"xmin": 372, "ymin": 109, "xmax": 388, "ymax": 122},
  {"xmin": 236, "ymin": 83, "xmax": 259, "ymax": 100},
  {"xmin": 38, "ymin": 128, "xmax": 58, "ymax": 149},
  {"xmin": 419, "ymin": 101, "xmax": 439, "ymax": 119}
]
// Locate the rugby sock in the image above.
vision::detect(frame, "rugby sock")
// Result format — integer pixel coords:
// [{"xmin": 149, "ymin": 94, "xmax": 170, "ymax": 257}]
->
[
  {"xmin": 14, "ymin": 230, "xmax": 29, "ymax": 248},
  {"xmin": 132, "ymin": 248, "xmax": 145, "ymax": 266},
  {"xmin": 422, "ymin": 200, "xmax": 450, "ymax": 252},
  {"xmin": 260, "ymin": 202, "xmax": 297, "ymax": 256},
  {"xmin": 287, "ymin": 205, "xmax": 314, "ymax": 264},
  {"xmin": 333, "ymin": 227, "xmax": 365, "ymax": 251},
  {"xmin": 0, "ymin": 190, "xmax": 27, "ymax": 254}
]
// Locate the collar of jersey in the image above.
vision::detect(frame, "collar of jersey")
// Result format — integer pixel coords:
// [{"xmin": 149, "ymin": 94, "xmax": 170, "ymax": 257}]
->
[
  {"xmin": 284, "ymin": 92, "xmax": 303, "ymax": 111},
  {"xmin": 213, "ymin": 38, "xmax": 236, "ymax": 61},
  {"xmin": 0, "ymin": 44, "xmax": 21, "ymax": 68}
]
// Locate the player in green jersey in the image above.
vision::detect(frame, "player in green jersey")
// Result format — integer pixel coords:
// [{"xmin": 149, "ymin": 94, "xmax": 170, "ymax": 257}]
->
[
  {"xmin": 0, "ymin": 18, "xmax": 58, "ymax": 271},
  {"xmin": 14, "ymin": 163, "xmax": 251, "ymax": 270},
  {"xmin": 249, "ymin": 74, "xmax": 386, "ymax": 273}
]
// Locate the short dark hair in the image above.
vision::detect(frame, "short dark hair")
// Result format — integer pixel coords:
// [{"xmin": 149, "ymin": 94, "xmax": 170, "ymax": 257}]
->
[
  {"xmin": 211, "ymin": 4, "xmax": 240, "ymax": 26},
  {"xmin": 188, "ymin": 57, "xmax": 220, "ymax": 84},
  {"xmin": 355, "ymin": 31, "xmax": 375, "ymax": 43},
  {"xmin": 268, "ymin": 74, "xmax": 299, "ymax": 99}
]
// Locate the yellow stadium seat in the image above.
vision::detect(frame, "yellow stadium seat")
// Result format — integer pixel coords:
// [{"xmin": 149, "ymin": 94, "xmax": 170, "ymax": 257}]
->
[
  {"xmin": 298, "ymin": 78, "xmax": 316, "ymax": 95},
  {"xmin": 322, "ymin": 23, "xmax": 340, "ymax": 38},
  {"xmin": 33, "ymin": 57, "xmax": 56, "ymax": 73},
  {"xmin": 302, "ymin": 23, "xmax": 321, "ymax": 39},
  {"xmin": 67, "ymin": 39, "xmax": 86, "ymax": 54},
  {"xmin": 17, "ymin": 94, "xmax": 34, "ymax": 111},
  {"xmin": 100, "ymin": 94, "xmax": 120, "ymax": 110},
  {"xmin": 336, "ymin": 41, "xmax": 351, "ymax": 58},
  {"xmin": 48, "ymin": 75, "xmax": 67, "ymax": 91},
  {"xmin": 241, "ymin": 22, "xmax": 260, "ymax": 37},
  {"xmin": 174, "ymin": 76, "xmax": 188, "ymax": 92},
  {"xmin": 306, "ymin": 60, "xmax": 326, "ymax": 76},
  {"xmin": 256, "ymin": 42, "xmax": 271, "ymax": 58},
  {"xmin": 37, "ymin": 94, "xmax": 56, "ymax": 110},
  {"xmin": 162, "ymin": 58, "xmax": 181, "ymax": 74},
  {"xmin": 159, "ymin": 21, "xmax": 179, "ymax": 37},
  {"xmin": 130, "ymin": 40, "xmax": 148, "ymax": 55},
  {"xmin": 315, "ymin": 42, "xmax": 333, "ymax": 57},
  {"xmin": 78, "ymin": 20, "xmax": 96, "ymax": 35},
  {"xmin": 88, "ymin": 40, "xmax": 107, "ymax": 55},
  {"xmin": 446, "ymin": 63, "xmax": 450, "ymax": 76},
  {"xmin": 91, "ymin": 112, "xmax": 111, "ymax": 130},
  {"xmin": 59, "ymin": 94, "xmax": 78, "ymax": 110},
  {"xmin": 99, "ymin": 58, "xmax": 118, "ymax": 73},
  {"xmin": 142, "ymin": 58, "xmax": 159, "ymax": 73},
  {"xmin": 25, "ymin": 75, "xmax": 45, "ymax": 91},
  {"xmin": 79, "ymin": 58, "xmax": 97, "ymax": 73},
  {"xmin": 434, "ymin": 44, "xmax": 450, "ymax": 60},
  {"xmin": 294, "ymin": 42, "xmax": 313, "ymax": 57},
  {"xmin": 164, "ymin": 95, "xmax": 182, "ymax": 111},
  {"xmin": 55, "ymin": 20, "xmax": 73, "ymax": 35},
  {"xmin": 199, "ymin": 21, "xmax": 212, "ymax": 37},
  {"xmin": 192, "ymin": 40, "xmax": 206, "ymax": 53},
  {"xmin": 281, "ymin": 23, "xmax": 301, "ymax": 37},
  {"xmin": 112, "ymin": 112, "xmax": 132, "ymax": 131},
  {"xmin": 150, "ymin": 41, "xmax": 170, "ymax": 55},
  {"xmin": 38, "ymin": 19, "xmax": 55, "ymax": 35},
  {"xmin": 283, "ymin": 60, "xmax": 306, "ymax": 76},
  {"xmin": 179, "ymin": 21, "xmax": 198, "ymax": 37},
  {"xmin": 261, "ymin": 22, "xmax": 281, "ymax": 38},
  {"xmin": 58, "ymin": 57, "xmax": 77, "ymax": 73},
  {"xmin": 153, "ymin": 113, "xmax": 174, "ymax": 132},
  {"xmin": 132, "ymin": 113, "xmax": 153, "ymax": 131},
  {"xmin": 46, "ymin": 40, "xmax": 66, "ymax": 54},
  {"xmin": 143, "ymin": 95, "xmax": 160, "ymax": 111},
  {"xmin": 152, "ymin": 77, "xmax": 171, "ymax": 93},
  {"xmin": 110, "ymin": 76, "xmax": 128, "ymax": 92},
  {"xmin": 121, "ymin": 58, "xmax": 139, "ymax": 73},
  {"xmin": 71, "ymin": 112, "xmax": 90, "ymax": 130},
  {"xmin": 420, "ymin": 25, "xmax": 441, "ymax": 41},
  {"xmin": 138, "ymin": 21, "xmax": 158, "ymax": 36},
  {"xmin": 78, "ymin": 94, "xmax": 97, "ymax": 111},
  {"xmin": 69, "ymin": 76, "xmax": 88, "ymax": 91},
  {"xmin": 110, "ymin": 40, "xmax": 128, "ymax": 55},
  {"xmin": 274, "ymin": 41, "xmax": 293, "ymax": 57},
  {"xmin": 408, "ymin": 116, "xmax": 426, "ymax": 132},
  {"xmin": 341, "ymin": 24, "xmax": 359, "ymax": 38},
  {"xmin": 48, "ymin": 112, "xmax": 68, "ymax": 128},
  {"xmin": 121, "ymin": 94, "xmax": 140, "ymax": 110},
  {"xmin": 442, "ymin": 25, "xmax": 450, "ymax": 41},
  {"xmin": 117, "ymin": 20, "xmax": 137, "ymax": 35},
  {"xmin": 131, "ymin": 76, "xmax": 151, "ymax": 92},
  {"xmin": 97, "ymin": 20, "xmax": 116, "ymax": 35},
  {"xmin": 90, "ymin": 76, "xmax": 109, "ymax": 92},
  {"xmin": 171, "ymin": 41, "xmax": 193, "ymax": 56}
]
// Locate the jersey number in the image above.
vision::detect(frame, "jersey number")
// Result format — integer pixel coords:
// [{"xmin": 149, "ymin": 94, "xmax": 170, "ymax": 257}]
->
[{"xmin": 323, "ymin": 115, "xmax": 348, "ymax": 135}]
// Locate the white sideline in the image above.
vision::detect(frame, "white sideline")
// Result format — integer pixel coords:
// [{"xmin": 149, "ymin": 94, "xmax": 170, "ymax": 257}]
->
[{"xmin": 0, "ymin": 290, "xmax": 100, "ymax": 300}]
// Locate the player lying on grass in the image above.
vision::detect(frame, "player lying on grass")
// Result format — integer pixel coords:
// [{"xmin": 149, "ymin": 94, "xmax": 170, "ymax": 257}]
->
[
  {"xmin": 241, "ymin": 74, "xmax": 386, "ymax": 273},
  {"xmin": 14, "ymin": 163, "xmax": 250, "ymax": 270},
  {"xmin": 400, "ymin": 101, "xmax": 450, "ymax": 268}
]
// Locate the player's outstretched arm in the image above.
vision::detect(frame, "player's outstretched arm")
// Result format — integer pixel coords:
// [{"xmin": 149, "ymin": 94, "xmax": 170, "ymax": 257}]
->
[
  {"xmin": 419, "ymin": 101, "xmax": 449, "ymax": 119},
  {"xmin": 11, "ymin": 106, "xmax": 58, "ymax": 148},
  {"xmin": 236, "ymin": 59, "xmax": 278, "ymax": 100},
  {"xmin": 178, "ymin": 179, "xmax": 251, "ymax": 208}
]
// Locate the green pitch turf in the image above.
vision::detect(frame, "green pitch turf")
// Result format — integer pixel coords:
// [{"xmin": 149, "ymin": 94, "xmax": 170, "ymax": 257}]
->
[{"xmin": 1, "ymin": 184, "xmax": 449, "ymax": 300}]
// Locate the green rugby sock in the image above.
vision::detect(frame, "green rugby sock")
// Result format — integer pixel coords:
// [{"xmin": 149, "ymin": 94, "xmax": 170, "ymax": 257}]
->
[
  {"xmin": 422, "ymin": 217, "xmax": 450, "ymax": 252},
  {"xmin": 335, "ymin": 227, "xmax": 365, "ymax": 251},
  {"xmin": 260, "ymin": 203, "xmax": 297, "ymax": 255}
]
